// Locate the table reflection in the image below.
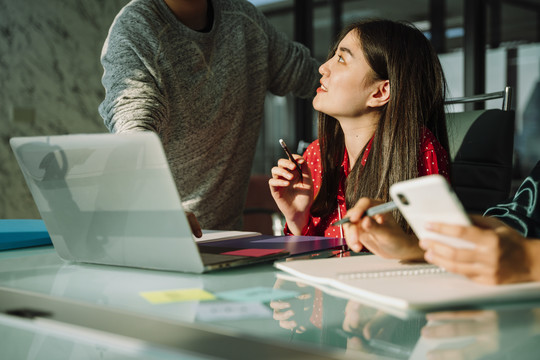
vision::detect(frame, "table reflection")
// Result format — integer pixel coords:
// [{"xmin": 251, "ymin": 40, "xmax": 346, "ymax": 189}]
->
[
  {"xmin": 341, "ymin": 301, "xmax": 422, "ymax": 358},
  {"xmin": 415, "ymin": 307, "xmax": 540, "ymax": 359},
  {"xmin": 270, "ymin": 278, "xmax": 319, "ymax": 337},
  {"xmin": 272, "ymin": 276, "xmax": 540, "ymax": 359}
]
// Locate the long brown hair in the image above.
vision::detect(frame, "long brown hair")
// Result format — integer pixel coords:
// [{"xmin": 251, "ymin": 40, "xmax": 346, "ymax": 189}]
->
[{"xmin": 311, "ymin": 19, "xmax": 449, "ymax": 229}]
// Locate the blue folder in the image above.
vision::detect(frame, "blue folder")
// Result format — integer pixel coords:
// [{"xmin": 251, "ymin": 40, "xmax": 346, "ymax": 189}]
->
[{"xmin": 0, "ymin": 219, "xmax": 52, "ymax": 251}]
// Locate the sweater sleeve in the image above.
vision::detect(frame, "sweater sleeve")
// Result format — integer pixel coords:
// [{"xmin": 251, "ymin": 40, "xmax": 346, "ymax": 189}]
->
[
  {"xmin": 248, "ymin": 4, "xmax": 319, "ymax": 99},
  {"xmin": 484, "ymin": 161, "xmax": 540, "ymax": 238},
  {"xmin": 98, "ymin": 13, "xmax": 167, "ymax": 134}
]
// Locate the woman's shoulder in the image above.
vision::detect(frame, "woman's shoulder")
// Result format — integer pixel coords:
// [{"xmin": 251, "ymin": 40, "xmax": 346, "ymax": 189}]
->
[{"xmin": 420, "ymin": 127, "xmax": 445, "ymax": 153}]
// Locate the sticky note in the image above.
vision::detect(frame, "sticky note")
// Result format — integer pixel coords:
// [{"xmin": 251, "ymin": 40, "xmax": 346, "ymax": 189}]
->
[
  {"xmin": 140, "ymin": 288, "xmax": 216, "ymax": 304},
  {"xmin": 221, "ymin": 248, "xmax": 284, "ymax": 257},
  {"xmin": 196, "ymin": 301, "xmax": 272, "ymax": 322},
  {"xmin": 215, "ymin": 286, "xmax": 299, "ymax": 303}
]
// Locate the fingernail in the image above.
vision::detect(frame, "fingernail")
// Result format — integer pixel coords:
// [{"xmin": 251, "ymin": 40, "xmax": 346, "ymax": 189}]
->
[{"xmin": 424, "ymin": 250, "xmax": 432, "ymax": 262}]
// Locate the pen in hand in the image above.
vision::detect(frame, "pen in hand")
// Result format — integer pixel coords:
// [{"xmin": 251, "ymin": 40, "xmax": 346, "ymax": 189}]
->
[
  {"xmin": 331, "ymin": 201, "xmax": 398, "ymax": 226},
  {"xmin": 279, "ymin": 139, "xmax": 303, "ymax": 184}
]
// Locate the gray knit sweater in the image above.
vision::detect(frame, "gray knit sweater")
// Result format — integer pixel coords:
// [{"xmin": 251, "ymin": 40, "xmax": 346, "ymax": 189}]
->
[{"xmin": 99, "ymin": 0, "xmax": 319, "ymax": 230}]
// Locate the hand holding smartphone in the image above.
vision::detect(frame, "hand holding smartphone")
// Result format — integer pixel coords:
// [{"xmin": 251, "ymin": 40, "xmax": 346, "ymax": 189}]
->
[{"xmin": 389, "ymin": 175, "xmax": 476, "ymax": 249}]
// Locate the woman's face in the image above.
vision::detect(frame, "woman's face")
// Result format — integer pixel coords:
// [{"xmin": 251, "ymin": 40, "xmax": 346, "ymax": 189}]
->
[{"xmin": 313, "ymin": 30, "xmax": 381, "ymax": 121}]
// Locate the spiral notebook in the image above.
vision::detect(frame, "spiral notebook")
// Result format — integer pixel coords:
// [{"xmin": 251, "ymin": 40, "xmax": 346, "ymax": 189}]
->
[{"xmin": 275, "ymin": 255, "xmax": 540, "ymax": 311}]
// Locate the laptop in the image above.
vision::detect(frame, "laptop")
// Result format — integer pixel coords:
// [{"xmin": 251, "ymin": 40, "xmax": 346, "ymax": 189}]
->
[{"xmin": 10, "ymin": 132, "xmax": 345, "ymax": 273}]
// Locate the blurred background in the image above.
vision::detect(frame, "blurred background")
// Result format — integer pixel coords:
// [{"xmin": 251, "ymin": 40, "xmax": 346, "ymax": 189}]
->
[{"xmin": 1, "ymin": 0, "xmax": 539, "ymax": 218}]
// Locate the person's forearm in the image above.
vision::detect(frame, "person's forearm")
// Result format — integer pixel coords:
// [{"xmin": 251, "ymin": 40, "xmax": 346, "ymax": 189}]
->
[{"xmin": 525, "ymin": 239, "xmax": 540, "ymax": 282}]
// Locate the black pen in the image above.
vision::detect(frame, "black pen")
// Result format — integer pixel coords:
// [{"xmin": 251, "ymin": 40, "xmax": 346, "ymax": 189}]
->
[
  {"xmin": 331, "ymin": 201, "xmax": 398, "ymax": 226},
  {"xmin": 279, "ymin": 139, "xmax": 303, "ymax": 183}
]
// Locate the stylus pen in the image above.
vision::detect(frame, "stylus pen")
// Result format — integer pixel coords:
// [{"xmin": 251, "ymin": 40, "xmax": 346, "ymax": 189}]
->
[
  {"xmin": 331, "ymin": 201, "xmax": 398, "ymax": 226},
  {"xmin": 279, "ymin": 139, "xmax": 303, "ymax": 183}
]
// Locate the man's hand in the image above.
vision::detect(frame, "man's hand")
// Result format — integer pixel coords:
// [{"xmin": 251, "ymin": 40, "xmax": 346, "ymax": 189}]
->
[{"xmin": 185, "ymin": 212, "xmax": 202, "ymax": 238}]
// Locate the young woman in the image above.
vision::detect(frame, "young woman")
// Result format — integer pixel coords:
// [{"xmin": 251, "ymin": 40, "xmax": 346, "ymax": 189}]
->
[{"xmin": 269, "ymin": 19, "xmax": 450, "ymax": 238}]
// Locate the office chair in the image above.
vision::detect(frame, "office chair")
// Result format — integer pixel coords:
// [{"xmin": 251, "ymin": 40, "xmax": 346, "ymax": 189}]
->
[{"xmin": 445, "ymin": 86, "xmax": 515, "ymax": 214}]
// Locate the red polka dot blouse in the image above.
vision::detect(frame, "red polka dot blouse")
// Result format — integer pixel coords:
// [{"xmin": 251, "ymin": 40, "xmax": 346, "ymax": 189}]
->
[{"xmin": 284, "ymin": 127, "xmax": 450, "ymax": 238}]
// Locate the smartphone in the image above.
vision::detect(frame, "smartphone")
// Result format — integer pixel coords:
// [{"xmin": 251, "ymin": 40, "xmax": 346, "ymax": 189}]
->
[{"xmin": 389, "ymin": 175, "xmax": 475, "ymax": 249}]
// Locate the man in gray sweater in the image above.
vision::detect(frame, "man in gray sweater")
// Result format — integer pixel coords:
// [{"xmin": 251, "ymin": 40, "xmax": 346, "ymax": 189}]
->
[{"xmin": 99, "ymin": 0, "xmax": 319, "ymax": 231}]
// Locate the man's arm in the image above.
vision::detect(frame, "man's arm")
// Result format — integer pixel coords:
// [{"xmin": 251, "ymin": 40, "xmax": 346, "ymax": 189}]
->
[
  {"xmin": 484, "ymin": 160, "xmax": 540, "ymax": 238},
  {"xmin": 99, "ymin": 16, "xmax": 167, "ymax": 134},
  {"xmin": 245, "ymin": 3, "xmax": 319, "ymax": 98}
]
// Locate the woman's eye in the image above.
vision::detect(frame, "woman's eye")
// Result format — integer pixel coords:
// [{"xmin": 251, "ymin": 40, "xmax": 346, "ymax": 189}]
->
[{"xmin": 338, "ymin": 55, "xmax": 344, "ymax": 63}]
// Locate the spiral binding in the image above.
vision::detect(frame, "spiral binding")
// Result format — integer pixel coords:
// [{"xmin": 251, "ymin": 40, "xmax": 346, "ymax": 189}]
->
[{"xmin": 337, "ymin": 265, "xmax": 446, "ymax": 280}]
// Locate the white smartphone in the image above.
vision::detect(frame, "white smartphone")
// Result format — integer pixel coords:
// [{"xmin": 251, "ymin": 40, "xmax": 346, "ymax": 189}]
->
[{"xmin": 389, "ymin": 175, "xmax": 476, "ymax": 249}]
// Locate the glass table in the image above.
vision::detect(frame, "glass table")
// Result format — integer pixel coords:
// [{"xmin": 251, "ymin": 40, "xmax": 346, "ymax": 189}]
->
[{"xmin": 1, "ymin": 246, "xmax": 539, "ymax": 359}]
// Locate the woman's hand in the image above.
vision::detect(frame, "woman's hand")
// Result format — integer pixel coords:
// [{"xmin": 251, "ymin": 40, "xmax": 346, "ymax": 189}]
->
[
  {"xmin": 269, "ymin": 155, "xmax": 314, "ymax": 235},
  {"xmin": 343, "ymin": 198, "xmax": 424, "ymax": 260},
  {"xmin": 421, "ymin": 215, "xmax": 540, "ymax": 285}
]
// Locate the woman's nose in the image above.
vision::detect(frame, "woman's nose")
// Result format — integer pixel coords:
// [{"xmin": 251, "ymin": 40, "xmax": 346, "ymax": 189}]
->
[{"xmin": 319, "ymin": 60, "xmax": 330, "ymax": 76}]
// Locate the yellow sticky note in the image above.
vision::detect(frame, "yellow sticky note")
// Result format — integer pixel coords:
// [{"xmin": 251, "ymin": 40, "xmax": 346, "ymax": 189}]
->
[{"xmin": 140, "ymin": 288, "xmax": 216, "ymax": 304}]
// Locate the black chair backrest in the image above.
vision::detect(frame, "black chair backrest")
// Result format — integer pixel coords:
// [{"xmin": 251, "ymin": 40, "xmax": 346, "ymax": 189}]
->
[
  {"xmin": 446, "ymin": 109, "xmax": 515, "ymax": 213},
  {"xmin": 445, "ymin": 86, "xmax": 515, "ymax": 214}
]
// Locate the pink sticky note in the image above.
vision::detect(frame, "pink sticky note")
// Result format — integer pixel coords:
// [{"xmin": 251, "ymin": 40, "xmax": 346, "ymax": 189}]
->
[{"xmin": 221, "ymin": 248, "xmax": 285, "ymax": 257}]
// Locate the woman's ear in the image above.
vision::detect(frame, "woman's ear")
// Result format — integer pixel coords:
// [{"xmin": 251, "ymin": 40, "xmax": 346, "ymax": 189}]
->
[{"xmin": 367, "ymin": 80, "xmax": 390, "ymax": 108}]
